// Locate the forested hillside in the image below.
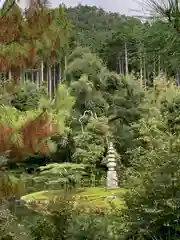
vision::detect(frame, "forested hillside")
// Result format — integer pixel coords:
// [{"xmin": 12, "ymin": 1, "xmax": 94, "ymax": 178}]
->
[
  {"xmin": 0, "ymin": 1, "xmax": 180, "ymax": 240},
  {"xmin": 67, "ymin": 4, "xmax": 125, "ymax": 51},
  {"xmin": 67, "ymin": 5, "xmax": 180, "ymax": 85}
]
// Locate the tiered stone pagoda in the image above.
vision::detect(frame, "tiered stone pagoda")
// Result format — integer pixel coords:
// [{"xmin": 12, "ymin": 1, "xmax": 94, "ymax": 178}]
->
[{"xmin": 106, "ymin": 142, "xmax": 118, "ymax": 188}]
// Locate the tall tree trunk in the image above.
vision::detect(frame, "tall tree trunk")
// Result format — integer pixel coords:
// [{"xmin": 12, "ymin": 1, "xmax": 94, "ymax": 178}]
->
[
  {"xmin": 176, "ymin": 71, "xmax": 180, "ymax": 86},
  {"xmin": 59, "ymin": 63, "xmax": 61, "ymax": 82},
  {"xmin": 31, "ymin": 70, "xmax": 34, "ymax": 83},
  {"xmin": 8, "ymin": 71, "xmax": 11, "ymax": 81},
  {"xmin": 140, "ymin": 53, "xmax": 143, "ymax": 88},
  {"xmin": 36, "ymin": 71, "xmax": 39, "ymax": 89},
  {"xmin": 143, "ymin": 51, "xmax": 146, "ymax": 89},
  {"xmin": 153, "ymin": 55, "xmax": 156, "ymax": 79},
  {"xmin": 48, "ymin": 66, "xmax": 52, "ymax": 99},
  {"xmin": 53, "ymin": 64, "xmax": 56, "ymax": 96},
  {"xmin": 41, "ymin": 61, "xmax": 44, "ymax": 84},
  {"xmin": 125, "ymin": 42, "xmax": 128, "ymax": 75}
]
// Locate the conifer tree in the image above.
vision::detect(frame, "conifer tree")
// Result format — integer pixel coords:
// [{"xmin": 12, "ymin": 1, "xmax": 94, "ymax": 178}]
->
[
  {"xmin": 0, "ymin": 1, "xmax": 71, "ymax": 83},
  {"xmin": 0, "ymin": 83, "xmax": 75, "ymax": 164}
]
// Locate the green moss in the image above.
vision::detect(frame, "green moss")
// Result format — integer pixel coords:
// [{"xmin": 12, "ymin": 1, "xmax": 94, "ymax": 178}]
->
[
  {"xmin": 21, "ymin": 190, "xmax": 62, "ymax": 201},
  {"xmin": 21, "ymin": 187, "xmax": 127, "ymax": 210},
  {"xmin": 76, "ymin": 187, "xmax": 126, "ymax": 209}
]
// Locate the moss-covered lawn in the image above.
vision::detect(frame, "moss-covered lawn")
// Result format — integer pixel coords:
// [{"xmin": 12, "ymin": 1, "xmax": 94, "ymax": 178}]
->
[{"xmin": 21, "ymin": 187, "xmax": 127, "ymax": 211}]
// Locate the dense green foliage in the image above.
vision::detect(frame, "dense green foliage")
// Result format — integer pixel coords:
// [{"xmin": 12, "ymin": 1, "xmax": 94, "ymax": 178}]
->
[
  {"xmin": 66, "ymin": 5, "xmax": 180, "ymax": 84},
  {"xmin": 1, "ymin": 1, "xmax": 180, "ymax": 240},
  {"xmin": 10, "ymin": 82, "xmax": 48, "ymax": 111},
  {"xmin": 67, "ymin": 5, "xmax": 124, "ymax": 52}
]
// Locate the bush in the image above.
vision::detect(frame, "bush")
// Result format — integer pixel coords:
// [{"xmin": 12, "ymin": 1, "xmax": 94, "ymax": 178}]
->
[
  {"xmin": 29, "ymin": 192, "xmax": 75, "ymax": 240},
  {"xmin": 0, "ymin": 203, "xmax": 30, "ymax": 240},
  {"xmin": 121, "ymin": 79, "xmax": 180, "ymax": 240},
  {"xmin": 11, "ymin": 82, "xmax": 47, "ymax": 111},
  {"xmin": 28, "ymin": 190, "xmax": 121, "ymax": 240}
]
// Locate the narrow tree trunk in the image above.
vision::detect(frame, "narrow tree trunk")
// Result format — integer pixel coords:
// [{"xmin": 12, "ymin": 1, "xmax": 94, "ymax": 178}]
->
[
  {"xmin": 2, "ymin": 73, "xmax": 5, "ymax": 94},
  {"xmin": 53, "ymin": 64, "xmax": 56, "ymax": 96},
  {"xmin": 176, "ymin": 71, "xmax": 180, "ymax": 86},
  {"xmin": 65, "ymin": 55, "xmax": 67, "ymax": 71},
  {"xmin": 48, "ymin": 66, "xmax": 52, "ymax": 99},
  {"xmin": 8, "ymin": 71, "xmax": 11, "ymax": 81},
  {"xmin": 125, "ymin": 42, "xmax": 128, "ymax": 75},
  {"xmin": 147, "ymin": 71, "xmax": 150, "ymax": 85},
  {"xmin": 153, "ymin": 55, "xmax": 156, "ymax": 79},
  {"xmin": 45, "ymin": 63, "xmax": 49, "ymax": 91},
  {"xmin": 36, "ymin": 71, "xmax": 39, "ymax": 89},
  {"xmin": 41, "ymin": 61, "xmax": 44, "ymax": 85},
  {"xmin": 31, "ymin": 71, "xmax": 34, "ymax": 83},
  {"xmin": 143, "ymin": 51, "xmax": 146, "ymax": 89},
  {"xmin": 140, "ymin": 53, "xmax": 143, "ymax": 88},
  {"xmin": 59, "ymin": 63, "xmax": 62, "ymax": 82},
  {"xmin": 20, "ymin": 68, "xmax": 23, "ymax": 84}
]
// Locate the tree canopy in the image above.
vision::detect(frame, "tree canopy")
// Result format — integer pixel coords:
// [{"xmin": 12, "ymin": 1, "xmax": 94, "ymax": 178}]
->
[{"xmin": 0, "ymin": 2, "xmax": 180, "ymax": 240}]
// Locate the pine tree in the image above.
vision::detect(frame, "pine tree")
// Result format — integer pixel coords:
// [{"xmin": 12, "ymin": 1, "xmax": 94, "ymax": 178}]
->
[
  {"xmin": 0, "ymin": 1, "xmax": 71, "ymax": 83},
  {"xmin": 0, "ymin": 83, "xmax": 75, "ymax": 163}
]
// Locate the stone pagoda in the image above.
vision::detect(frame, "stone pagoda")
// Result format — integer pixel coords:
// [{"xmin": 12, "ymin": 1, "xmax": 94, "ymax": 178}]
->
[{"xmin": 106, "ymin": 142, "xmax": 118, "ymax": 189}]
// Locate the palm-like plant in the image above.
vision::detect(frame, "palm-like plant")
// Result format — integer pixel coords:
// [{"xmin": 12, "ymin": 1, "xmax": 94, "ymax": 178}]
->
[{"xmin": 144, "ymin": 0, "xmax": 180, "ymax": 33}]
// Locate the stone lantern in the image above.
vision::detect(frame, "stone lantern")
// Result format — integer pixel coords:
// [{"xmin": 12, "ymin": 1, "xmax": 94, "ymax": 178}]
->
[{"xmin": 106, "ymin": 142, "xmax": 118, "ymax": 189}]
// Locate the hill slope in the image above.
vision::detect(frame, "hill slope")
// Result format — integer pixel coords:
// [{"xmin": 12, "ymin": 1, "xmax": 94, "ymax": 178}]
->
[{"xmin": 67, "ymin": 5, "xmax": 126, "ymax": 51}]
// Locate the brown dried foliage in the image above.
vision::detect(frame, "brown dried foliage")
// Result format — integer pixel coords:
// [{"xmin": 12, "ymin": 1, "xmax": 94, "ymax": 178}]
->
[
  {"xmin": 0, "ymin": 57, "xmax": 9, "ymax": 72},
  {"xmin": 0, "ymin": 125, "xmax": 13, "ymax": 155},
  {"xmin": 0, "ymin": 5, "xmax": 56, "ymax": 76},
  {"xmin": 0, "ymin": 7, "xmax": 22, "ymax": 44},
  {"xmin": 0, "ymin": 110, "xmax": 57, "ymax": 161},
  {"xmin": 0, "ymin": 16, "xmax": 21, "ymax": 44}
]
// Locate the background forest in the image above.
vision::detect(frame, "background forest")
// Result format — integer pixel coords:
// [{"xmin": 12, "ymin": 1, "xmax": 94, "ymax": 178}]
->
[{"xmin": 0, "ymin": 0, "xmax": 180, "ymax": 239}]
